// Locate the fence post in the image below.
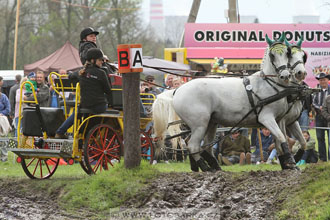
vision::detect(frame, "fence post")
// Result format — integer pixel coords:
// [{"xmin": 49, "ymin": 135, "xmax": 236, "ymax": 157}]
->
[{"xmin": 117, "ymin": 44, "xmax": 143, "ymax": 169}]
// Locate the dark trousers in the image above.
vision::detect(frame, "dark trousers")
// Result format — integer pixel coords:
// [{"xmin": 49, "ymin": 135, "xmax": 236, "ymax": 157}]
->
[
  {"xmin": 301, "ymin": 149, "xmax": 318, "ymax": 163},
  {"xmin": 251, "ymin": 128, "xmax": 257, "ymax": 146},
  {"xmin": 315, "ymin": 114, "xmax": 329, "ymax": 161},
  {"xmin": 56, "ymin": 104, "xmax": 106, "ymax": 135}
]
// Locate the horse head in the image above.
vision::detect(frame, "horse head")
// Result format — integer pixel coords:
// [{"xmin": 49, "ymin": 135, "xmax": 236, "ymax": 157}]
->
[
  {"xmin": 285, "ymin": 37, "xmax": 307, "ymax": 83},
  {"xmin": 265, "ymin": 32, "xmax": 291, "ymax": 84}
]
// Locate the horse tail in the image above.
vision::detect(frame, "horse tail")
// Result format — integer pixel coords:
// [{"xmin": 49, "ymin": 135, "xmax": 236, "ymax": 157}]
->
[
  {"xmin": 152, "ymin": 90, "xmax": 181, "ymax": 159},
  {"xmin": 0, "ymin": 116, "xmax": 11, "ymax": 136},
  {"xmin": 152, "ymin": 89, "xmax": 176, "ymax": 138}
]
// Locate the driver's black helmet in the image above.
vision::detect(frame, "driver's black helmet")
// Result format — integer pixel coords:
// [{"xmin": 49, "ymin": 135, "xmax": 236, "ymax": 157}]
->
[
  {"xmin": 80, "ymin": 27, "xmax": 99, "ymax": 40},
  {"xmin": 86, "ymin": 48, "xmax": 104, "ymax": 61}
]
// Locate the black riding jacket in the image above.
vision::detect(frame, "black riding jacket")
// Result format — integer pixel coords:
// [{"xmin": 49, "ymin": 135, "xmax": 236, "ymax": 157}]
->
[
  {"xmin": 79, "ymin": 41, "xmax": 97, "ymax": 65},
  {"xmin": 79, "ymin": 65, "xmax": 111, "ymax": 108}
]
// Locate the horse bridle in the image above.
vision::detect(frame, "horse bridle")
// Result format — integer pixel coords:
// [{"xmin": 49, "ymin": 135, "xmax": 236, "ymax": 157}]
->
[
  {"xmin": 287, "ymin": 47, "xmax": 307, "ymax": 83},
  {"xmin": 288, "ymin": 60, "xmax": 304, "ymax": 70},
  {"xmin": 268, "ymin": 42, "xmax": 292, "ymax": 75}
]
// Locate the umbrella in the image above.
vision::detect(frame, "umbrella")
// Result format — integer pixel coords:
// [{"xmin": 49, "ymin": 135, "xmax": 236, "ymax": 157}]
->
[{"xmin": 141, "ymin": 56, "xmax": 190, "ymax": 76}]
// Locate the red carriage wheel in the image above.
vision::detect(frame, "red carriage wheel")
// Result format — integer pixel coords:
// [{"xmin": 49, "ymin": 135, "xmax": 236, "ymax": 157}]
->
[
  {"xmin": 140, "ymin": 130, "xmax": 154, "ymax": 164},
  {"xmin": 84, "ymin": 124, "xmax": 122, "ymax": 174},
  {"xmin": 21, "ymin": 157, "xmax": 60, "ymax": 179}
]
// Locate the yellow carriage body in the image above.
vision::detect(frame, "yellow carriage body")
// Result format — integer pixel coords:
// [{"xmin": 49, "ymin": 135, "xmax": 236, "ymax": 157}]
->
[{"xmin": 4, "ymin": 72, "xmax": 155, "ymax": 179}]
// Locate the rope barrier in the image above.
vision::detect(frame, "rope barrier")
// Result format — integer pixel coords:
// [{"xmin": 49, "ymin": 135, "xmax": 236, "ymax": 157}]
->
[{"xmin": 300, "ymin": 126, "xmax": 330, "ymax": 130}]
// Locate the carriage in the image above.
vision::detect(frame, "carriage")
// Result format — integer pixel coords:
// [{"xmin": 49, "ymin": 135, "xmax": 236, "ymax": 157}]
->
[{"xmin": 1, "ymin": 72, "xmax": 155, "ymax": 179}]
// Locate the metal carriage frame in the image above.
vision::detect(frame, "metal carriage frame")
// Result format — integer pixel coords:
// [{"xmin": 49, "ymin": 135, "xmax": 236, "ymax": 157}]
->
[{"xmin": 3, "ymin": 72, "xmax": 155, "ymax": 179}]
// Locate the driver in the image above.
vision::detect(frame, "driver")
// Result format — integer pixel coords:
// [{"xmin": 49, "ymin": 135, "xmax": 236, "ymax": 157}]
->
[
  {"xmin": 79, "ymin": 27, "xmax": 99, "ymax": 65},
  {"xmin": 55, "ymin": 48, "xmax": 111, "ymax": 139}
]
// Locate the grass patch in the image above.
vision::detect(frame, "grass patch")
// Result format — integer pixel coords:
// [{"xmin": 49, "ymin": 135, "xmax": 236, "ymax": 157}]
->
[
  {"xmin": 60, "ymin": 160, "xmax": 160, "ymax": 217},
  {"xmin": 276, "ymin": 162, "xmax": 330, "ymax": 220}
]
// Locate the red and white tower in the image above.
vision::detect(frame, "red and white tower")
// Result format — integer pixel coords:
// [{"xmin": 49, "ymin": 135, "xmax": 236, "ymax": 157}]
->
[{"xmin": 150, "ymin": 0, "xmax": 165, "ymax": 40}]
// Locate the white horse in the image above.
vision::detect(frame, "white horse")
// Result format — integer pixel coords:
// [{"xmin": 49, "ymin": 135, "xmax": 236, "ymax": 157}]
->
[
  {"xmin": 275, "ymin": 38, "xmax": 309, "ymax": 164},
  {"xmin": 154, "ymin": 33, "xmax": 299, "ymax": 171}
]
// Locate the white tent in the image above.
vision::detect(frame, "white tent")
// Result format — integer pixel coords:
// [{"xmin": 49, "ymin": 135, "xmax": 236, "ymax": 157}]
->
[{"xmin": 0, "ymin": 70, "xmax": 24, "ymax": 81}]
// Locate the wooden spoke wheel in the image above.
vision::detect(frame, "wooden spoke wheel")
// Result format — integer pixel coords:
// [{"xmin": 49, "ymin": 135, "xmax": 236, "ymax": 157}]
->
[
  {"xmin": 140, "ymin": 130, "xmax": 154, "ymax": 164},
  {"xmin": 84, "ymin": 124, "xmax": 122, "ymax": 174},
  {"xmin": 21, "ymin": 157, "xmax": 60, "ymax": 179}
]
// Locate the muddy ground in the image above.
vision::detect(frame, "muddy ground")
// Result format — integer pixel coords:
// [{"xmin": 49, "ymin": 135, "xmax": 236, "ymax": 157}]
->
[
  {"xmin": 122, "ymin": 170, "xmax": 301, "ymax": 220},
  {"xmin": 0, "ymin": 178, "xmax": 86, "ymax": 220},
  {"xmin": 0, "ymin": 169, "xmax": 301, "ymax": 220}
]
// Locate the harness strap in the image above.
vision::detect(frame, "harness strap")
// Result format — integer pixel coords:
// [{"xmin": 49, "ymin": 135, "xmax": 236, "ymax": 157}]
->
[
  {"xmin": 288, "ymin": 60, "xmax": 304, "ymax": 70},
  {"xmin": 243, "ymin": 77, "xmax": 258, "ymax": 116},
  {"xmin": 264, "ymin": 77, "xmax": 280, "ymax": 93},
  {"xmin": 257, "ymin": 87, "xmax": 300, "ymax": 107}
]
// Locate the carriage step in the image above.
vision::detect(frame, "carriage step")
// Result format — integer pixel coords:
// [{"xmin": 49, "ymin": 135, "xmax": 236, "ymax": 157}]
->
[
  {"xmin": 4, "ymin": 139, "xmax": 74, "ymax": 159},
  {"xmin": 8, "ymin": 148, "xmax": 72, "ymax": 159}
]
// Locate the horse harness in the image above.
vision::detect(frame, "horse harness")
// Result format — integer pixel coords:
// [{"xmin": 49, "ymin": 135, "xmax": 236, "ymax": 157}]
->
[{"xmin": 243, "ymin": 73, "xmax": 308, "ymax": 125}]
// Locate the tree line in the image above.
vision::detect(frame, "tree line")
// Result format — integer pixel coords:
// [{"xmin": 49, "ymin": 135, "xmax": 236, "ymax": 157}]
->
[{"xmin": 0, "ymin": 0, "xmax": 165, "ymax": 70}]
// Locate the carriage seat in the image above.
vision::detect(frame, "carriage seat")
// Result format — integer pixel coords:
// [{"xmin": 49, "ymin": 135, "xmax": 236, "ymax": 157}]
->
[
  {"xmin": 22, "ymin": 107, "xmax": 65, "ymax": 137},
  {"xmin": 79, "ymin": 108, "xmax": 120, "ymax": 115}
]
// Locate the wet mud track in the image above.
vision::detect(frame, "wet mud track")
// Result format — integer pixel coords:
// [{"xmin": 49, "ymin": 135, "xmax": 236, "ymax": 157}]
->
[
  {"xmin": 123, "ymin": 170, "xmax": 301, "ymax": 220},
  {"xmin": 0, "ymin": 170, "xmax": 301, "ymax": 220},
  {"xmin": 0, "ymin": 179, "xmax": 84, "ymax": 220}
]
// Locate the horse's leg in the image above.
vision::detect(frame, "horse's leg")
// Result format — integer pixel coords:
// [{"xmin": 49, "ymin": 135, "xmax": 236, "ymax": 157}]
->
[
  {"xmin": 287, "ymin": 121, "xmax": 306, "ymax": 162},
  {"xmin": 189, "ymin": 155, "xmax": 199, "ymax": 172},
  {"xmin": 274, "ymin": 119, "xmax": 287, "ymax": 156},
  {"xmin": 258, "ymin": 116, "xmax": 297, "ymax": 170},
  {"xmin": 188, "ymin": 126, "xmax": 211, "ymax": 172},
  {"xmin": 200, "ymin": 122, "xmax": 221, "ymax": 171}
]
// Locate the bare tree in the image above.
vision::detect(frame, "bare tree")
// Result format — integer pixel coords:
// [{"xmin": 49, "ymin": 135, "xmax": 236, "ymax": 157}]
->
[{"xmin": 0, "ymin": 0, "xmax": 160, "ymax": 70}]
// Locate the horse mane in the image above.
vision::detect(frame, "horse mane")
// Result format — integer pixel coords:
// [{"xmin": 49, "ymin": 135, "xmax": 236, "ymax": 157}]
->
[{"xmin": 260, "ymin": 46, "xmax": 270, "ymax": 71}]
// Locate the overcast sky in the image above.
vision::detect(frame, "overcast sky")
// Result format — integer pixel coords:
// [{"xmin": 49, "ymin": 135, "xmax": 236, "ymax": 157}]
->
[{"xmin": 141, "ymin": 0, "xmax": 330, "ymax": 23}]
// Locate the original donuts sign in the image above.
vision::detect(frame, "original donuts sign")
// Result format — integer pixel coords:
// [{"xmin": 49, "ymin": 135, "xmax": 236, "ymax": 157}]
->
[{"xmin": 184, "ymin": 23, "xmax": 330, "ymax": 48}]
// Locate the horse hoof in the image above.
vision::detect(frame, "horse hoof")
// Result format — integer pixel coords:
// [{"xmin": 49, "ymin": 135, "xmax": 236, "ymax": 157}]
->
[
  {"xmin": 196, "ymin": 158, "xmax": 210, "ymax": 172},
  {"xmin": 282, "ymin": 163, "xmax": 299, "ymax": 170},
  {"xmin": 189, "ymin": 155, "xmax": 199, "ymax": 172},
  {"xmin": 278, "ymin": 153, "xmax": 297, "ymax": 170},
  {"xmin": 214, "ymin": 166, "xmax": 222, "ymax": 172}
]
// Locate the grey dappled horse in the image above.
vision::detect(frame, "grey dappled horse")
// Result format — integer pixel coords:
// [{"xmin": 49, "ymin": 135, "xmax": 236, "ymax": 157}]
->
[
  {"xmin": 171, "ymin": 34, "xmax": 298, "ymax": 171},
  {"xmin": 275, "ymin": 38, "xmax": 308, "ymax": 163}
]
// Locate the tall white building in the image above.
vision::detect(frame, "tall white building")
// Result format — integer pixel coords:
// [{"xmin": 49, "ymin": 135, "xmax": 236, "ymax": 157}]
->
[{"xmin": 150, "ymin": 0, "xmax": 165, "ymax": 40}]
